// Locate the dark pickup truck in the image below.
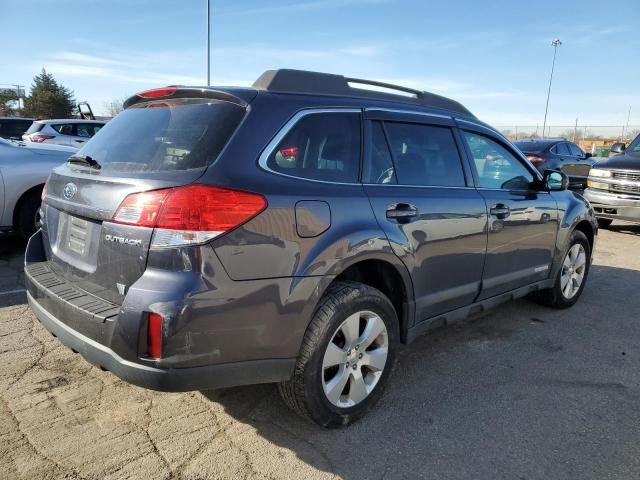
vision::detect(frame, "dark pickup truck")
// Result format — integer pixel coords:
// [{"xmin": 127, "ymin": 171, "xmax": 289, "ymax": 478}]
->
[{"xmin": 584, "ymin": 135, "xmax": 640, "ymax": 228}]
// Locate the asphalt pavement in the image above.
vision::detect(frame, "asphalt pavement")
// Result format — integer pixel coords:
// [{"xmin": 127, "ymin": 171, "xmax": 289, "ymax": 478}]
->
[{"xmin": 1, "ymin": 224, "xmax": 640, "ymax": 480}]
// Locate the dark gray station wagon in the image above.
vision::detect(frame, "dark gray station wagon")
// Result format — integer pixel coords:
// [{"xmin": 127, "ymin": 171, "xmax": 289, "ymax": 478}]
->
[{"xmin": 26, "ymin": 69, "xmax": 597, "ymax": 426}]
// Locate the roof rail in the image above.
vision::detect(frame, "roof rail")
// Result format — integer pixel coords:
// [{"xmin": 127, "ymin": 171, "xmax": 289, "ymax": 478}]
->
[{"xmin": 252, "ymin": 69, "xmax": 475, "ymax": 118}]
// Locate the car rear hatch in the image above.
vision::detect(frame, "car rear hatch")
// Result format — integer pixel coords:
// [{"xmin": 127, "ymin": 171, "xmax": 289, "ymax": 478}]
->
[{"xmin": 38, "ymin": 88, "xmax": 255, "ymax": 304}]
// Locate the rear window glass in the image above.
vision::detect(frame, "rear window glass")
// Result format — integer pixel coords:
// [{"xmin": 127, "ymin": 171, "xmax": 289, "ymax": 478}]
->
[
  {"xmin": 25, "ymin": 122, "xmax": 45, "ymax": 135},
  {"xmin": 514, "ymin": 141, "xmax": 548, "ymax": 153},
  {"xmin": 75, "ymin": 99, "xmax": 245, "ymax": 172},
  {"xmin": 266, "ymin": 112, "xmax": 361, "ymax": 183},
  {"xmin": 0, "ymin": 119, "xmax": 33, "ymax": 139}
]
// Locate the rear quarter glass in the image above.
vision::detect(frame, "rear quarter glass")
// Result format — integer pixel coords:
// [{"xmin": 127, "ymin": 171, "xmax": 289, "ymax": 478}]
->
[
  {"xmin": 25, "ymin": 122, "xmax": 45, "ymax": 134},
  {"xmin": 74, "ymin": 99, "xmax": 246, "ymax": 173}
]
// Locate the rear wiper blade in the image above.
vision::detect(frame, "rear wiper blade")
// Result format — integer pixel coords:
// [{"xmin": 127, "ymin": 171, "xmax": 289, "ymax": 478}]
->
[{"xmin": 67, "ymin": 154, "xmax": 101, "ymax": 169}]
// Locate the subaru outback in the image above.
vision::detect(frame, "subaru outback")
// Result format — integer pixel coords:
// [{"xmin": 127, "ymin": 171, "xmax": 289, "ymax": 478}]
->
[{"xmin": 25, "ymin": 69, "xmax": 597, "ymax": 427}]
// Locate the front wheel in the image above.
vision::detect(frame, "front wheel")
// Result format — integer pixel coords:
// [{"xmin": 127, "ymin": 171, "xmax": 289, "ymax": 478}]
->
[
  {"xmin": 278, "ymin": 281, "xmax": 399, "ymax": 427},
  {"xmin": 533, "ymin": 230, "xmax": 591, "ymax": 309}
]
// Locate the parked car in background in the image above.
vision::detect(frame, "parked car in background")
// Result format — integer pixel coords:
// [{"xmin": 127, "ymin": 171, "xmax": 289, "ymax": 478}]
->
[
  {"xmin": 584, "ymin": 134, "xmax": 640, "ymax": 228},
  {"xmin": 22, "ymin": 119, "xmax": 105, "ymax": 147},
  {"xmin": 0, "ymin": 137, "xmax": 74, "ymax": 236},
  {"xmin": 0, "ymin": 116, "xmax": 34, "ymax": 140},
  {"xmin": 25, "ymin": 69, "xmax": 597, "ymax": 427},
  {"xmin": 514, "ymin": 138, "xmax": 596, "ymax": 189}
]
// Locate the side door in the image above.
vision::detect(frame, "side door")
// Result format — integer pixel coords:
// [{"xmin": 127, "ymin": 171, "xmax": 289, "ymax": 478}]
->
[
  {"xmin": 363, "ymin": 110, "xmax": 488, "ymax": 322},
  {"xmin": 458, "ymin": 123, "xmax": 558, "ymax": 300}
]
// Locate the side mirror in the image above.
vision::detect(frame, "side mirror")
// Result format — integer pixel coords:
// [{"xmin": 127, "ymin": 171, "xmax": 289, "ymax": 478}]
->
[
  {"xmin": 543, "ymin": 170, "xmax": 569, "ymax": 191},
  {"xmin": 610, "ymin": 142, "xmax": 626, "ymax": 154},
  {"xmin": 584, "ymin": 152, "xmax": 593, "ymax": 159}
]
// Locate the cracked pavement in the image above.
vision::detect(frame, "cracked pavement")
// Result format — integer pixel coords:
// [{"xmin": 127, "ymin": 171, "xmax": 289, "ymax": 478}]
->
[{"xmin": 2, "ymin": 224, "xmax": 640, "ymax": 480}]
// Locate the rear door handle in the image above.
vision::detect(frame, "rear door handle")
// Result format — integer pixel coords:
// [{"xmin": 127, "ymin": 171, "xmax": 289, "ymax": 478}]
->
[
  {"xmin": 386, "ymin": 203, "xmax": 419, "ymax": 221},
  {"xmin": 490, "ymin": 204, "xmax": 510, "ymax": 219}
]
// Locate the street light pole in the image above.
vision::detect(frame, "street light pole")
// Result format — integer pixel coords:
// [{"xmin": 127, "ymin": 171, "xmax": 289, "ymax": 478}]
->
[
  {"xmin": 206, "ymin": 0, "xmax": 211, "ymax": 86},
  {"xmin": 542, "ymin": 39, "xmax": 561, "ymax": 139}
]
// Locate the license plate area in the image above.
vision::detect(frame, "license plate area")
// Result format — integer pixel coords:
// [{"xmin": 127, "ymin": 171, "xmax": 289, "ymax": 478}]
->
[
  {"xmin": 67, "ymin": 216, "xmax": 89, "ymax": 256},
  {"xmin": 50, "ymin": 210, "xmax": 102, "ymax": 273}
]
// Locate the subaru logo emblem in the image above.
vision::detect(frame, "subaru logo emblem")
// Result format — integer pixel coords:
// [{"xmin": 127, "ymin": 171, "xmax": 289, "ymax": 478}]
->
[{"xmin": 63, "ymin": 183, "xmax": 77, "ymax": 200}]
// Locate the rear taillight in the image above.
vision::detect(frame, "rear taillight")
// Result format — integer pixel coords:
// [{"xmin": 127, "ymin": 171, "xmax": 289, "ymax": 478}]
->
[
  {"xmin": 147, "ymin": 312, "xmax": 163, "ymax": 359},
  {"xmin": 279, "ymin": 146, "xmax": 299, "ymax": 159},
  {"xmin": 31, "ymin": 134, "xmax": 55, "ymax": 143},
  {"xmin": 137, "ymin": 86, "xmax": 177, "ymax": 99},
  {"xmin": 526, "ymin": 154, "xmax": 545, "ymax": 165},
  {"xmin": 112, "ymin": 184, "xmax": 267, "ymax": 247}
]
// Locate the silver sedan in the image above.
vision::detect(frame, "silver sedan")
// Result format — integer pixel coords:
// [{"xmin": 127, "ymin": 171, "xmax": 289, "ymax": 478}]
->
[{"xmin": 0, "ymin": 138, "xmax": 75, "ymax": 236}]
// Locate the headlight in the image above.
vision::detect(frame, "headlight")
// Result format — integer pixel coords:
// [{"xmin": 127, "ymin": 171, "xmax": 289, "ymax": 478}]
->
[
  {"xmin": 588, "ymin": 181, "xmax": 610, "ymax": 191},
  {"xmin": 589, "ymin": 169, "xmax": 612, "ymax": 178}
]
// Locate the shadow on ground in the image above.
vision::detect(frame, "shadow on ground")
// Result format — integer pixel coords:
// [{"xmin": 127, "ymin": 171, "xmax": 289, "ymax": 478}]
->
[
  {"xmin": 202, "ymin": 264, "xmax": 640, "ymax": 479},
  {"xmin": 0, "ymin": 234, "xmax": 26, "ymax": 307},
  {"xmin": 607, "ymin": 222, "xmax": 640, "ymax": 236}
]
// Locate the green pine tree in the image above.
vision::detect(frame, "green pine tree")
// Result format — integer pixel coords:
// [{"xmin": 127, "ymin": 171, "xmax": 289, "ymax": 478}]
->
[
  {"xmin": 0, "ymin": 90, "xmax": 19, "ymax": 116},
  {"xmin": 23, "ymin": 69, "xmax": 76, "ymax": 119}
]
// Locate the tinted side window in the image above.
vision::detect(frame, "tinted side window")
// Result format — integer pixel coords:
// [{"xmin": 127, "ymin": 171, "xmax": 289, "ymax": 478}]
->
[
  {"xmin": 364, "ymin": 121, "xmax": 397, "ymax": 184},
  {"xmin": 383, "ymin": 122, "xmax": 466, "ymax": 187},
  {"xmin": 463, "ymin": 131, "xmax": 534, "ymax": 190},
  {"xmin": 52, "ymin": 124, "xmax": 75, "ymax": 135},
  {"xmin": 77, "ymin": 124, "xmax": 102, "ymax": 137},
  {"xmin": 266, "ymin": 113, "xmax": 360, "ymax": 183},
  {"xmin": 555, "ymin": 142, "xmax": 571, "ymax": 155},
  {"xmin": 568, "ymin": 143, "xmax": 583, "ymax": 157}
]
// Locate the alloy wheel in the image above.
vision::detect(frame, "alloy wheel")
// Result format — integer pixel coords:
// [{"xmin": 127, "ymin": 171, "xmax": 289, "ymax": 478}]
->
[
  {"xmin": 321, "ymin": 310, "xmax": 388, "ymax": 408},
  {"xmin": 560, "ymin": 243, "xmax": 586, "ymax": 299}
]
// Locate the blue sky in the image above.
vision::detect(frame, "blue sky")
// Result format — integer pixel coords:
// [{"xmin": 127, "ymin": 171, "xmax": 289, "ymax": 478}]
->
[{"xmin": 1, "ymin": 0, "xmax": 638, "ymax": 125}]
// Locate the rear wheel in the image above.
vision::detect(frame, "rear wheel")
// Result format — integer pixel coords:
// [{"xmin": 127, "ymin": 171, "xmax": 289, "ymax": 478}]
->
[
  {"xmin": 16, "ymin": 190, "xmax": 43, "ymax": 238},
  {"xmin": 533, "ymin": 229, "xmax": 591, "ymax": 309},
  {"xmin": 278, "ymin": 281, "xmax": 399, "ymax": 427},
  {"xmin": 597, "ymin": 218, "xmax": 613, "ymax": 229}
]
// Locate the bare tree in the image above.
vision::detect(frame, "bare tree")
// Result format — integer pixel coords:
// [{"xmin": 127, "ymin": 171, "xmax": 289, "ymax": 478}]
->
[{"xmin": 103, "ymin": 97, "xmax": 127, "ymax": 117}]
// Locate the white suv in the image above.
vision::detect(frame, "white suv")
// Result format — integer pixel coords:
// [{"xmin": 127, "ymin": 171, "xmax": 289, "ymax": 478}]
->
[{"xmin": 22, "ymin": 119, "xmax": 105, "ymax": 147}]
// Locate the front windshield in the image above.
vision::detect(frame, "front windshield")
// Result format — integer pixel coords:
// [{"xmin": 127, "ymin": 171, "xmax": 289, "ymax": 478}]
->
[{"xmin": 626, "ymin": 135, "xmax": 640, "ymax": 156}]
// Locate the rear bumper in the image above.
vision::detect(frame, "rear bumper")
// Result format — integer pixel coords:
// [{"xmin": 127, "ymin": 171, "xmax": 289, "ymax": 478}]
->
[
  {"xmin": 28, "ymin": 290, "xmax": 295, "ymax": 391},
  {"xmin": 583, "ymin": 189, "xmax": 640, "ymax": 223},
  {"xmin": 24, "ymin": 228, "xmax": 307, "ymax": 392}
]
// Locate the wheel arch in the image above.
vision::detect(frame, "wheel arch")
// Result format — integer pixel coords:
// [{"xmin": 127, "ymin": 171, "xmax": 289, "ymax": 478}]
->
[
  {"xmin": 324, "ymin": 257, "xmax": 415, "ymax": 343},
  {"xmin": 12, "ymin": 183, "xmax": 44, "ymax": 229}
]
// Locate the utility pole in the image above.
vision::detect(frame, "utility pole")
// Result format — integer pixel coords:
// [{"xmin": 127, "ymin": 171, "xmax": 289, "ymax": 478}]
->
[
  {"xmin": 574, "ymin": 118, "xmax": 578, "ymax": 143},
  {"xmin": 542, "ymin": 39, "xmax": 562, "ymax": 139},
  {"xmin": 206, "ymin": 0, "xmax": 211, "ymax": 86},
  {"xmin": 0, "ymin": 84, "xmax": 24, "ymax": 115},
  {"xmin": 624, "ymin": 105, "xmax": 631, "ymax": 141}
]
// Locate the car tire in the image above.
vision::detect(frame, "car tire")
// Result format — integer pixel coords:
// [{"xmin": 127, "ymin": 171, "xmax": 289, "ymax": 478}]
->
[
  {"xmin": 16, "ymin": 190, "xmax": 43, "ymax": 238},
  {"xmin": 597, "ymin": 218, "xmax": 612, "ymax": 229},
  {"xmin": 278, "ymin": 281, "xmax": 399, "ymax": 427},
  {"xmin": 533, "ymin": 229, "xmax": 591, "ymax": 309}
]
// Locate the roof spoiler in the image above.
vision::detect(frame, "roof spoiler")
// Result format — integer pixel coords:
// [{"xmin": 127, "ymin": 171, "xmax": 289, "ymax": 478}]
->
[{"xmin": 123, "ymin": 87, "xmax": 255, "ymax": 110}]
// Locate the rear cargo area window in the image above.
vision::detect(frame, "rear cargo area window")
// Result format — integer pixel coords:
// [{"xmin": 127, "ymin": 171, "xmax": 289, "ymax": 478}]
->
[
  {"xmin": 74, "ymin": 99, "xmax": 245, "ymax": 172},
  {"xmin": 266, "ymin": 112, "xmax": 361, "ymax": 183}
]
